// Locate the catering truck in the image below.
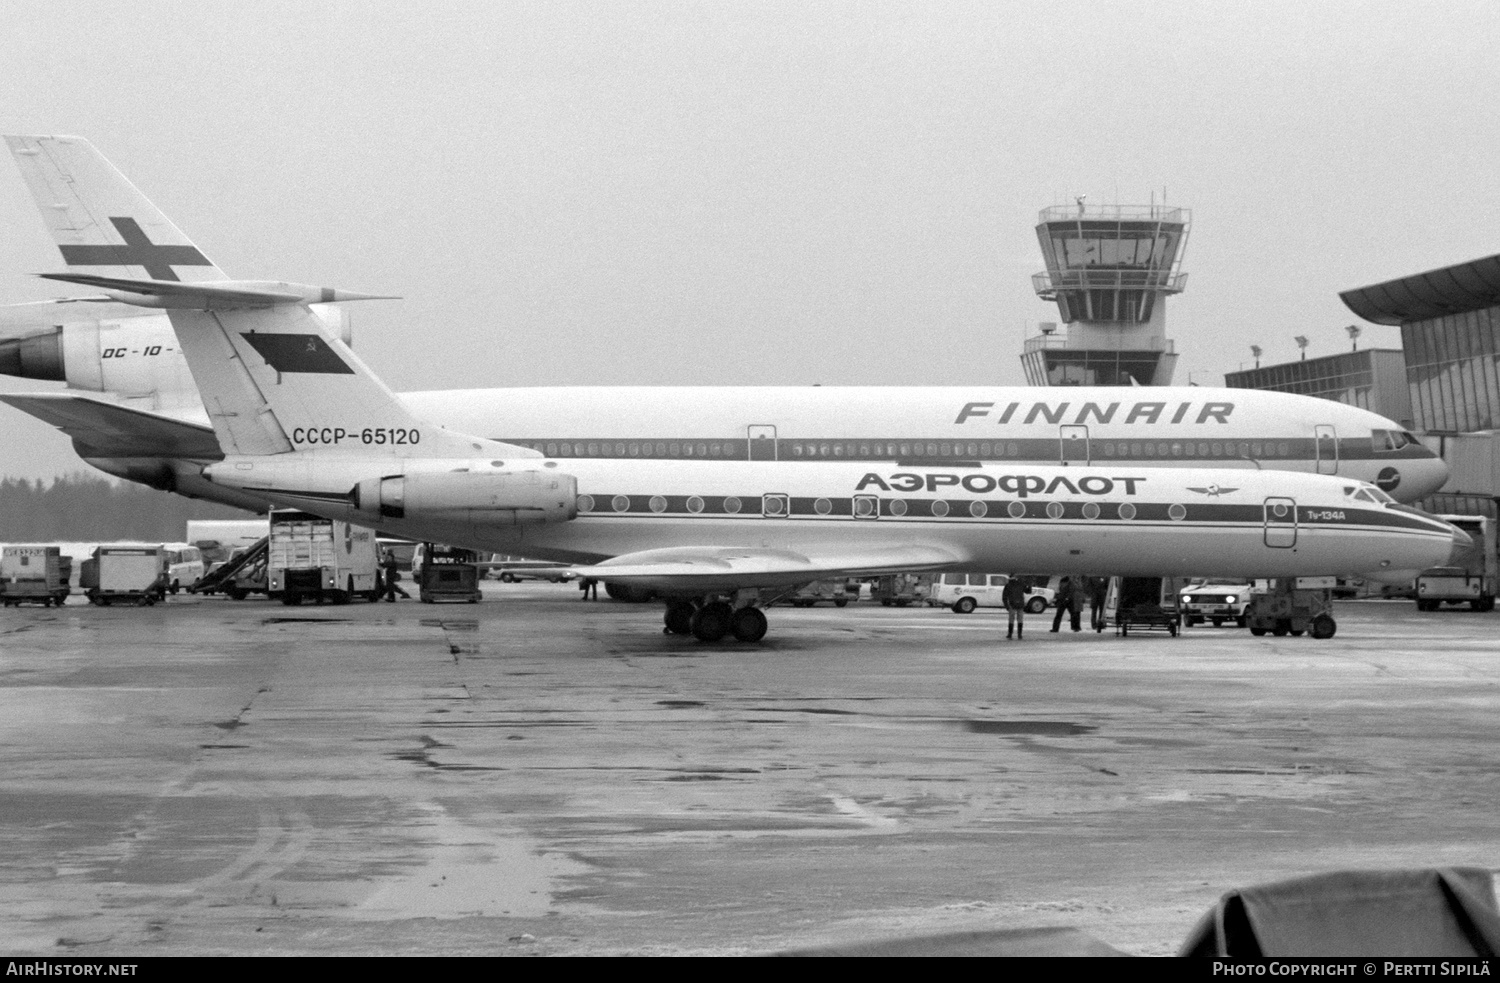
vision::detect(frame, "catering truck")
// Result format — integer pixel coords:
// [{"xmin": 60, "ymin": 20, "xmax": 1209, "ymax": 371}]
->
[
  {"xmin": 1415, "ymin": 515, "xmax": 1495, "ymax": 612},
  {"xmin": 267, "ymin": 510, "xmax": 380, "ymax": 605}
]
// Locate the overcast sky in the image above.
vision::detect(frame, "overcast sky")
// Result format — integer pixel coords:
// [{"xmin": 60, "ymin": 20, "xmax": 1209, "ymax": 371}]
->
[{"xmin": 3, "ymin": 1, "xmax": 1498, "ymax": 481}]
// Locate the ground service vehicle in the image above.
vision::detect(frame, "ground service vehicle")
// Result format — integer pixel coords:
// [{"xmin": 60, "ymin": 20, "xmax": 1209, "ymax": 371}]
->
[
  {"xmin": 870, "ymin": 574, "xmax": 929, "ymax": 607},
  {"xmin": 268, "ymin": 510, "xmax": 379, "ymax": 605},
  {"xmin": 415, "ymin": 544, "xmax": 483, "ymax": 603},
  {"xmin": 786, "ymin": 579, "xmax": 858, "ymax": 607},
  {"xmin": 1415, "ymin": 516, "xmax": 1495, "ymax": 612},
  {"xmin": 1245, "ymin": 577, "xmax": 1338, "ymax": 638},
  {"xmin": 1, "ymin": 545, "xmax": 72, "ymax": 607},
  {"xmin": 187, "ymin": 519, "xmax": 269, "ymax": 566},
  {"xmin": 81, "ymin": 545, "xmax": 166, "ymax": 606},
  {"xmin": 932, "ymin": 573, "xmax": 1053, "ymax": 614},
  {"xmin": 1178, "ymin": 579, "xmax": 1254, "ymax": 628},
  {"xmin": 160, "ymin": 543, "xmax": 205, "ymax": 593}
]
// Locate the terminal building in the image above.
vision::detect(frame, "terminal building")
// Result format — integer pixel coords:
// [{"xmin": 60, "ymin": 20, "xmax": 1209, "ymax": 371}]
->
[
  {"xmin": 1340, "ymin": 255, "xmax": 1500, "ymax": 516},
  {"xmin": 1228, "ymin": 253, "xmax": 1500, "ymax": 517},
  {"xmin": 1022, "ymin": 201, "xmax": 1189, "ymax": 387},
  {"xmin": 1224, "ymin": 348, "xmax": 1413, "ymax": 429}
]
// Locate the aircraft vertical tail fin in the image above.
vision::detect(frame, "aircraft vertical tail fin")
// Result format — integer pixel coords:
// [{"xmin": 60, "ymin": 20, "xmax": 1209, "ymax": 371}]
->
[
  {"xmin": 166, "ymin": 304, "xmax": 537, "ymax": 461},
  {"xmin": 5, "ymin": 135, "xmax": 229, "ymax": 284}
]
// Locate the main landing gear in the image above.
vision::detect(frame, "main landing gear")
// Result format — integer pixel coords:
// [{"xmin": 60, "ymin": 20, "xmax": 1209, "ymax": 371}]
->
[{"xmin": 663, "ymin": 597, "xmax": 769, "ymax": 643}]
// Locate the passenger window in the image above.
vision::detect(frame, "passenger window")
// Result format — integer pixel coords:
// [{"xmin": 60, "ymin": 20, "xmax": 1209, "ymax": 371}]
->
[
  {"xmin": 989, "ymin": 575, "xmax": 1006, "ymax": 586},
  {"xmin": 969, "ymin": 574, "xmax": 986, "ymax": 586},
  {"xmin": 944, "ymin": 574, "xmax": 965, "ymax": 585}
]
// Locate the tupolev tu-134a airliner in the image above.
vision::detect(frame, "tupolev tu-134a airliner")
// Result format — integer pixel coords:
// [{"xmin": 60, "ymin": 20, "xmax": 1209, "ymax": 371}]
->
[
  {"xmin": 0, "ymin": 136, "xmax": 1449, "ymax": 518},
  {"xmin": 0, "ymin": 136, "xmax": 1464, "ymax": 643}
]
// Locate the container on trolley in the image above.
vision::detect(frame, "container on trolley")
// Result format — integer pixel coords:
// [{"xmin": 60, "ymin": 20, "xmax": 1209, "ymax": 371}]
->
[
  {"xmin": 80, "ymin": 545, "xmax": 167, "ymax": 606},
  {"xmin": 1, "ymin": 545, "xmax": 72, "ymax": 607}
]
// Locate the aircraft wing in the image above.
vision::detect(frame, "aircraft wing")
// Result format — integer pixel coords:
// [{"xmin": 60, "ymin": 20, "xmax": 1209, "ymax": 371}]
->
[
  {"xmin": 567, "ymin": 543, "xmax": 966, "ymax": 593},
  {"xmin": 0, "ymin": 392, "xmax": 222, "ymax": 458}
]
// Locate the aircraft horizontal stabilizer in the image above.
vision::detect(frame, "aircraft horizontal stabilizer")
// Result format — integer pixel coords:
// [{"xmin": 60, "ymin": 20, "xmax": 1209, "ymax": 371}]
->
[
  {"xmin": 568, "ymin": 543, "xmax": 965, "ymax": 592},
  {"xmin": 37, "ymin": 273, "xmax": 397, "ymax": 310},
  {"xmin": 0, "ymin": 392, "xmax": 221, "ymax": 458}
]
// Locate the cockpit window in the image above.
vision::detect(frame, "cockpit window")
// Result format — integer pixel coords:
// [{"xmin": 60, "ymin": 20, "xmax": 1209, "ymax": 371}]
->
[{"xmin": 1371, "ymin": 429, "xmax": 1415, "ymax": 452}]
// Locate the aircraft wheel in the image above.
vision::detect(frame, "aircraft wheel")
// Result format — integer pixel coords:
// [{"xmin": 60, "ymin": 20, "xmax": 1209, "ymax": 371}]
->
[
  {"xmin": 664, "ymin": 601, "xmax": 695, "ymax": 635},
  {"xmin": 1026, "ymin": 597, "xmax": 1047, "ymax": 614},
  {"xmin": 954, "ymin": 597, "xmax": 977, "ymax": 614},
  {"xmin": 690, "ymin": 602, "xmax": 732, "ymax": 642},
  {"xmin": 1310, "ymin": 614, "xmax": 1337, "ymax": 639},
  {"xmin": 731, "ymin": 607, "xmax": 768, "ymax": 643},
  {"xmin": 500, "ymin": 572, "xmax": 516, "ymax": 583}
]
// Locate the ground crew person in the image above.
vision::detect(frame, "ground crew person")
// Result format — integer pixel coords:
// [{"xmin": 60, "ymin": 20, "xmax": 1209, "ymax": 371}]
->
[
  {"xmin": 1002, "ymin": 575, "xmax": 1031, "ymax": 640},
  {"xmin": 380, "ymin": 549, "xmax": 410, "ymax": 602},
  {"xmin": 1050, "ymin": 576, "xmax": 1079, "ymax": 632},
  {"xmin": 1089, "ymin": 576, "xmax": 1110, "ymax": 632}
]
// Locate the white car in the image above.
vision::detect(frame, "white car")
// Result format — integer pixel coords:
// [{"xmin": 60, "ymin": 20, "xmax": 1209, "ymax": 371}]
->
[
  {"xmin": 1178, "ymin": 580, "xmax": 1255, "ymax": 628},
  {"xmin": 930, "ymin": 574, "xmax": 1054, "ymax": 614}
]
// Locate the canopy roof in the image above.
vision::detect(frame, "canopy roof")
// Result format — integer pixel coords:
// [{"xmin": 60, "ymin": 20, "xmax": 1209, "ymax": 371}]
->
[{"xmin": 1341, "ymin": 253, "xmax": 1500, "ymax": 325}]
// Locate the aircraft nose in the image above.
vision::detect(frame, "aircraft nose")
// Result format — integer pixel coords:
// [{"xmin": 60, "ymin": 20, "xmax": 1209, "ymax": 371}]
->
[{"xmin": 1449, "ymin": 522, "xmax": 1474, "ymax": 553}]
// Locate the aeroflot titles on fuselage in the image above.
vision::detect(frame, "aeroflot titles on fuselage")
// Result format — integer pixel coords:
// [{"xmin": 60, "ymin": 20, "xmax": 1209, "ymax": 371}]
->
[
  {"xmin": 856, "ymin": 471, "xmax": 1145, "ymax": 497},
  {"xmin": 953, "ymin": 401, "xmax": 1234, "ymax": 426}
]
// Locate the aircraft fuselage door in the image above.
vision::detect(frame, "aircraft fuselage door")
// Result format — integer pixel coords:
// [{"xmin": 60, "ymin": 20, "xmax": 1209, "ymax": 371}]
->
[
  {"xmin": 1264, "ymin": 497, "xmax": 1298, "ymax": 548},
  {"xmin": 1315, "ymin": 425, "xmax": 1338, "ymax": 474},
  {"xmin": 748, "ymin": 424, "xmax": 777, "ymax": 461},
  {"xmin": 1060, "ymin": 425, "xmax": 1090, "ymax": 465}
]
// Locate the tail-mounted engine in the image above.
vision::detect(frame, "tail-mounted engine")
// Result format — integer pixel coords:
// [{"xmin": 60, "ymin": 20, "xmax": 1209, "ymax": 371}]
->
[{"xmin": 353, "ymin": 469, "xmax": 577, "ymax": 526}]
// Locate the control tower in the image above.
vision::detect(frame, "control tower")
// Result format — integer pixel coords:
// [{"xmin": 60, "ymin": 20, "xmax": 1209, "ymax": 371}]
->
[{"xmin": 1021, "ymin": 201, "xmax": 1190, "ymax": 386}]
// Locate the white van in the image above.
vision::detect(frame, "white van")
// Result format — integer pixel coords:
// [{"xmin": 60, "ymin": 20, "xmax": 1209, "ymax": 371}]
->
[
  {"xmin": 160, "ymin": 543, "xmax": 206, "ymax": 594},
  {"xmin": 930, "ymin": 574, "xmax": 1054, "ymax": 614}
]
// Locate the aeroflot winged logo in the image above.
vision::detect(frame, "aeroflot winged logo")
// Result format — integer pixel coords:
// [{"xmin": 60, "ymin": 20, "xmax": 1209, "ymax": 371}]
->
[
  {"xmin": 240, "ymin": 333, "xmax": 354, "ymax": 375},
  {"xmin": 1187, "ymin": 484, "xmax": 1238, "ymax": 497},
  {"xmin": 856, "ymin": 472, "xmax": 1147, "ymax": 497}
]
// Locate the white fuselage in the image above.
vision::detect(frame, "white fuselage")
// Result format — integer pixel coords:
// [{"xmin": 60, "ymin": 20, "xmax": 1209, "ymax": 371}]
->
[{"xmin": 208, "ymin": 456, "xmax": 1460, "ymax": 584}]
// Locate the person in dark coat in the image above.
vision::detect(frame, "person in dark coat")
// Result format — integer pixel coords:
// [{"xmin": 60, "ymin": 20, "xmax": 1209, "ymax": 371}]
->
[
  {"xmin": 381, "ymin": 549, "xmax": 410, "ymax": 602},
  {"xmin": 1051, "ymin": 576, "xmax": 1084, "ymax": 632},
  {"xmin": 1089, "ymin": 576, "xmax": 1110, "ymax": 631},
  {"xmin": 1002, "ymin": 575, "xmax": 1031, "ymax": 640},
  {"xmin": 1050, "ymin": 577, "xmax": 1073, "ymax": 632}
]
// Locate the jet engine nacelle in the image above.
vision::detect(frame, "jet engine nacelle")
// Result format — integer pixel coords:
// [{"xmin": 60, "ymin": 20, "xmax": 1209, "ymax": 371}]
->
[
  {"xmin": 353, "ymin": 469, "xmax": 578, "ymax": 526},
  {"xmin": 0, "ymin": 304, "xmax": 352, "ymax": 397}
]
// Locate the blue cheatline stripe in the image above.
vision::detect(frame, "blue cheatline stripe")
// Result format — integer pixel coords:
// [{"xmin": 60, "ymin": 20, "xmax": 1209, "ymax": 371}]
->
[
  {"xmin": 571, "ymin": 494, "xmax": 1445, "ymax": 534},
  {"xmin": 497, "ymin": 435, "xmax": 1429, "ymax": 465}
]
